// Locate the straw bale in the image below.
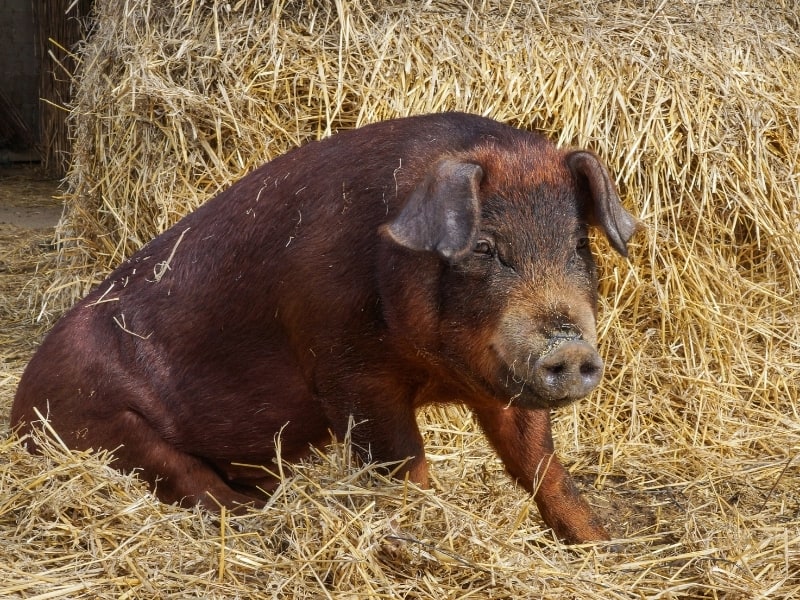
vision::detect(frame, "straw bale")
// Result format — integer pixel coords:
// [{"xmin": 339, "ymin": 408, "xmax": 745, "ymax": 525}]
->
[{"xmin": 1, "ymin": 0, "xmax": 799, "ymax": 598}]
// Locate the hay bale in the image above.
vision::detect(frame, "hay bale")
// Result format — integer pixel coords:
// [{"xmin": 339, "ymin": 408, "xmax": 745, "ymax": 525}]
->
[{"xmin": 2, "ymin": 0, "xmax": 798, "ymax": 598}]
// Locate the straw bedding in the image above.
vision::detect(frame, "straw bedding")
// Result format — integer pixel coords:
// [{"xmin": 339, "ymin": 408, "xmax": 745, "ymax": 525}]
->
[{"xmin": 1, "ymin": 0, "xmax": 799, "ymax": 597}]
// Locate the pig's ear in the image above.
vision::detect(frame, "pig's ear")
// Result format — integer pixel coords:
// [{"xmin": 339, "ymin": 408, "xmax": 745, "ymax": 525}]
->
[
  {"xmin": 385, "ymin": 160, "xmax": 484, "ymax": 261},
  {"xmin": 567, "ymin": 151, "xmax": 643, "ymax": 257}
]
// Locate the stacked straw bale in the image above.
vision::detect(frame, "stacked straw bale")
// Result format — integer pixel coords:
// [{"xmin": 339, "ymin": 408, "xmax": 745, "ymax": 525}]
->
[{"xmin": 1, "ymin": 0, "xmax": 799, "ymax": 598}]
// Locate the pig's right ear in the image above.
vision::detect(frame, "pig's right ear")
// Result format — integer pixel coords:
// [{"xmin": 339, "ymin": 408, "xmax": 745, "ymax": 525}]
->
[{"xmin": 385, "ymin": 160, "xmax": 484, "ymax": 261}]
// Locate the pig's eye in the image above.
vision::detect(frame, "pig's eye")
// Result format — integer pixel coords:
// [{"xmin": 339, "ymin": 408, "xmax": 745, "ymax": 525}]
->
[
  {"xmin": 576, "ymin": 237, "xmax": 590, "ymax": 250},
  {"xmin": 474, "ymin": 239, "xmax": 494, "ymax": 256}
]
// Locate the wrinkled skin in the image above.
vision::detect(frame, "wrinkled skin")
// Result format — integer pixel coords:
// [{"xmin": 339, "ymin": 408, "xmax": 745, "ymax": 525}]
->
[{"xmin": 12, "ymin": 113, "xmax": 641, "ymax": 544}]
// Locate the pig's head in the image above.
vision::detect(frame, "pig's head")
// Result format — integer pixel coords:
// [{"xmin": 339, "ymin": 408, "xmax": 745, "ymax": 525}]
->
[{"xmin": 381, "ymin": 141, "xmax": 641, "ymax": 410}]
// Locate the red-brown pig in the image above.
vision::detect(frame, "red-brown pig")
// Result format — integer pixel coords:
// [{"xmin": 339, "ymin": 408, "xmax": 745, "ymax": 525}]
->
[{"xmin": 12, "ymin": 113, "xmax": 641, "ymax": 543}]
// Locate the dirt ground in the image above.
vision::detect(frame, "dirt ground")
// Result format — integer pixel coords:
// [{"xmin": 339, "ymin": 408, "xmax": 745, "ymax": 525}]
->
[{"xmin": 0, "ymin": 164, "xmax": 62, "ymax": 230}]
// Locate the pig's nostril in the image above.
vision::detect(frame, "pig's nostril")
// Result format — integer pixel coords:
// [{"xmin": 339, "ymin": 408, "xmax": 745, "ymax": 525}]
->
[
  {"xmin": 580, "ymin": 363, "xmax": 603, "ymax": 391},
  {"xmin": 548, "ymin": 363, "xmax": 565, "ymax": 375},
  {"xmin": 580, "ymin": 359, "xmax": 602, "ymax": 378},
  {"xmin": 542, "ymin": 362, "xmax": 566, "ymax": 386}
]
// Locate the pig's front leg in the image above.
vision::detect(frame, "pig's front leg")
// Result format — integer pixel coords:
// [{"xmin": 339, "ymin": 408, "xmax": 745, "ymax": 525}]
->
[
  {"xmin": 472, "ymin": 405, "xmax": 610, "ymax": 544},
  {"xmin": 320, "ymin": 381, "xmax": 431, "ymax": 487}
]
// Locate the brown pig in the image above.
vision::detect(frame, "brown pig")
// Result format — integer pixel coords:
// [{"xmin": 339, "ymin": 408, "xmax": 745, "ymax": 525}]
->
[{"xmin": 11, "ymin": 113, "xmax": 640, "ymax": 543}]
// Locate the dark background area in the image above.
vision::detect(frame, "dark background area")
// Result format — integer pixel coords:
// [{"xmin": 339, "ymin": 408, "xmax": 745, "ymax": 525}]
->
[{"xmin": 0, "ymin": 0, "xmax": 93, "ymax": 176}]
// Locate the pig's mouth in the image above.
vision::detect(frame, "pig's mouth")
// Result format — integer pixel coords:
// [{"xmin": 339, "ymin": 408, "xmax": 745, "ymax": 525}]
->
[{"xmin": 491, "ymin": 338, "xmax": 604, "ymax": 410}]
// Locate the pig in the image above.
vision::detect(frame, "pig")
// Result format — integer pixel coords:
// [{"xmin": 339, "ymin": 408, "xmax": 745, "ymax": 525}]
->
[{"xmin": 11, "ymin": 112, "xmax": 640, "ymax": 543}]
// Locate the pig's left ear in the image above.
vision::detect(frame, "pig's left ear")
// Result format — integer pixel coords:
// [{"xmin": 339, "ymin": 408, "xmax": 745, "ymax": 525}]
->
[
  {"xmin": 567, "ymin": 151, "xmax": 643, "ymax": 257},
  {"xmin": 385, "ymin": 160, "xmax": 484, "ymax": 261}
]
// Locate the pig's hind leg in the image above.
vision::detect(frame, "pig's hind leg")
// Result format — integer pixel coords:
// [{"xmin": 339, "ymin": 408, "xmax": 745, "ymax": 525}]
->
[{"xmin": 91, "ymin": 409, "xmax": 266, "ymax": 513}]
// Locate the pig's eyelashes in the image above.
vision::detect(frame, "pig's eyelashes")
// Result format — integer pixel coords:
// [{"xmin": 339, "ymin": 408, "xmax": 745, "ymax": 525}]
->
[{"xmin": 474, "ymin": 238, "xmax": 516, "ymax": 271}]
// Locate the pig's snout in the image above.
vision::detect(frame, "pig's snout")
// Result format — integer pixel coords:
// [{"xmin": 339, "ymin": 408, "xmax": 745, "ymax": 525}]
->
[
  {"xmin": 532, "ymin": 338, "xmax": 603, "ymax": 403},
  {"xmin": 495, "ymin": 306, "xmax": 604, "ymax": 409}
]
